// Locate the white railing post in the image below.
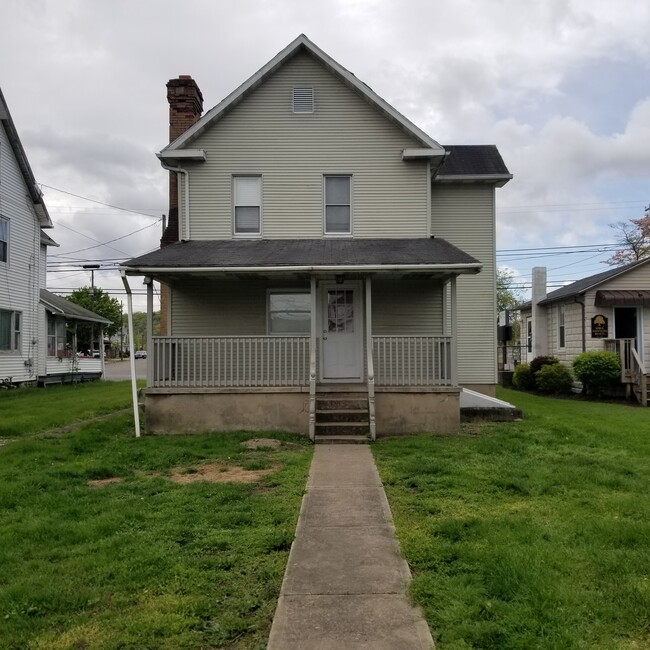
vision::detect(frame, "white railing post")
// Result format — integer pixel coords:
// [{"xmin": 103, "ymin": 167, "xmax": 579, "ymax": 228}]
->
[
  {"xmin": 449, "ymin": 276, "xmax": 458, "ymax": 387},
  {"xmin": 365, "ymin": 276, "xmax": 376, "ymax": 441},
  {"xmin": 309, "ymin": 277, "xmax": 317, "ymax": 441}
]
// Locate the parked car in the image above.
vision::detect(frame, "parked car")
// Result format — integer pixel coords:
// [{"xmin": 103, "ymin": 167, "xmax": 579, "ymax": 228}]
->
[{"xmin": 134, "ymin": 350, "xmax": 147, "ymax": 359}]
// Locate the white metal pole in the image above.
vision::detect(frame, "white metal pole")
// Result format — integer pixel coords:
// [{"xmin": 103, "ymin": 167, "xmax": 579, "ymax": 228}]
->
[{"xmin": 120, "ymin": 271, "xmax": 141, "ymax": 437}]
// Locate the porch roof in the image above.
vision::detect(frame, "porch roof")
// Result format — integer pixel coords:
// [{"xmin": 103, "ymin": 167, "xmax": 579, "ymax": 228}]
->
[
  {"xmin": 40, "ymin": 289, "xmax": 112, "ymax": 325},
  {"xmin": 122, "ymin": 237, "xmax": 481, "ymax": 276}
]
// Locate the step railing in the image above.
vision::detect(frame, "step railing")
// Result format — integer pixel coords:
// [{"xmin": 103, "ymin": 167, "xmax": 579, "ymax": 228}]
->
[
  {"xmin": 152, "ymin": 336, "xmax": 309, "ymax": 388},
  {"xmin": 372, "ymin": 335, "xmax": 452, "ymax": 386},
  {"xmin": 604, "ymin": 338, "xmax": 635, "ymax": 382},
  {"xmin": 631, "ymin": 347, "xmax": 648, "ymax": 407}
]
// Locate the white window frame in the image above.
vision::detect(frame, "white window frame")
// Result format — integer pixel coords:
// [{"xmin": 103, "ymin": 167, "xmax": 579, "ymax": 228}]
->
[
  {"xmin": 558, "ymin": 304, "xmax": 566, "ymax": 349},
  {"xmin": 323, "ymin": 175, "xmax": 352, "ymax": 236},
  {"xmin": 233, "ymin": 175, "xmax": 262, "ymax": 237},
  {"xmin": 0, "ymin": 215, "xmax": 8, "ymax": 264},
  {"xmin": 292, "ymin": 87, "xmax": 314, "ymax": 114},
  {"xmin": 0, "ymin": 309, "xmax": 21, "ymax": 353},
  {"xmin": 267, "ymin": 289, "xmax": 311, "ymax": 336}
]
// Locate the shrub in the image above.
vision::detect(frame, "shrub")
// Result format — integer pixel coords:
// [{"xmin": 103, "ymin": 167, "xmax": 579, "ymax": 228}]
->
[
  {"xmin": 529, "ymin": 355, "xmax": 560, "ymax": 374},
  {"xmin": 513, "ymin": 363, "xmax": 536, "ymax": 391},
  {"xmin": 535, "ymin": 363, "xmax": 574, "ymax": 394},
  {"xmin": 572, "ymin": 351, "xmax": 621, "ymax": 396}
]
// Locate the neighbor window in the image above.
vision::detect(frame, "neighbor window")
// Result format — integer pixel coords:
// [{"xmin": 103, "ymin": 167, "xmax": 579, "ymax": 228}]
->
[
  {"xmin": 527, "ymin": 318, "xmax": 532, "ymax": 354},
  {"xmin": 558, "ymin": 304, "xmax": 566, "ymax": 348},
  {"xmin": 233, "ymin": 176, "xmax": 261, "ymax": 235},
  {"xmin": 324, "ymin": 175, "xmax": 351, "ymax": 234},
  {"xmin": 47, "ymin": 314, "xmax": 69, "ymax": 357},
  {"xmin": 0, "ymin": 216, "xmax": 7, "ymax": 263},
  {"xmin": 268, "ymin": 292, "xmax": 311, "ymax": 334},
  {"xmin": 0, "ymin": 309, "xmax": 20, "ymax": 352}
]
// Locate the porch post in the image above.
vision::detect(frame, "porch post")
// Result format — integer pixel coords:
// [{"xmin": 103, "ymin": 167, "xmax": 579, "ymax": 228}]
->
[
  {"xmin": 308, "ymin": 276, "xmax": 317, "ymax": 441},
  {"xmin": 145, "ymin": 277, "xmax": 154, "ymax": 386},
  {"xmin": 365, "ymin": 275, "xmax": 376, "ymax": 440},
  {"xmin": 450, "ymin": 275, "xmax": 458, "ymax": 386},
  {"xmin": 100, "ymin": 327, "xmax": 106, "ymax": 379}
]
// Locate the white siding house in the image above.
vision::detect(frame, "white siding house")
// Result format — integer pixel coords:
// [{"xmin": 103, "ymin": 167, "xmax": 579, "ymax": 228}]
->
[
  {"xmin": 0, "ymin": 87, "xmax": 109, "ymax": 386},
  {"xmin": 123, "ymin": 35, "xmax": 512, "ymax": 438}
]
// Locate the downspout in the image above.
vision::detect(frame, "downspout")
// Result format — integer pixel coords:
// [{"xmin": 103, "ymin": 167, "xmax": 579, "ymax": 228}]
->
[
  {"xmin": 160, "ymin": 160, "xmax": 190, "ymax": 240},
  {"xmin": 120, "ymin": 271, "xmax": 141, "ymax": 437},
  {"xmin": 575, "ymin": 294, "xmax": 586, "ymax": 352}
]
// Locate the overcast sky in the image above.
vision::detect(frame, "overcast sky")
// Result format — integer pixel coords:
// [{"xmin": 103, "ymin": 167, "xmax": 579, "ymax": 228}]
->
[{"xmin": 1, "ymin": 0, "xmax": 649, "ymax": 311}]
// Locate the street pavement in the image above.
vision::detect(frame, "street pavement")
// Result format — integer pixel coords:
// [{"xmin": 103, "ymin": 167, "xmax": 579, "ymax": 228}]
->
[{"xmin": 103, "ymin": 358, "xmax": 147, "ymax": 381}]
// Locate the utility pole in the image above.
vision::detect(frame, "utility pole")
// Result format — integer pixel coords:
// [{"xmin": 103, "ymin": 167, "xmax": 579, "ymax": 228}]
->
[{"xmin": 83, "ymin": 264, "xmax": 100, "ymax": 355}]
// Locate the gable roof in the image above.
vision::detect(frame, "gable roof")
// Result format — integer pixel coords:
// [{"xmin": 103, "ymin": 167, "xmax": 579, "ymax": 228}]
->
[
  {"xmin": 122, "ymin": 237, "xmax": 481, "ymax": 274},
  {"xmin": 0, "ymin": 87, "xmax": 52, "ymax": 228},
  {"xmin": 40, "ymin": 289, "xmax": 112, "ymax": 325},
  {"xmin": 519, "ymin": 258, "xmax": 650, "ymax": 310},
  {"xmin": 436, "ymin": 145, "xmax": 512, "ymax": 183},
  {"xmin": 159, "ymin": 34, "xmax": 445, "ymax": 156}
]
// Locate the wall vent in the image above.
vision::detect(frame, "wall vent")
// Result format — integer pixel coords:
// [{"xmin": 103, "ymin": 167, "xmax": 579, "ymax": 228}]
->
[{"xmin": 293, "ymin": 87, "xmax": 313, "ymax": 113}]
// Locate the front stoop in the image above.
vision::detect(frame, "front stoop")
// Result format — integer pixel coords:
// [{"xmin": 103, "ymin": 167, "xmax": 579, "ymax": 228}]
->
[{"xmin": 314, "ymin": 392, "xmax": 370, "ymax": 444}]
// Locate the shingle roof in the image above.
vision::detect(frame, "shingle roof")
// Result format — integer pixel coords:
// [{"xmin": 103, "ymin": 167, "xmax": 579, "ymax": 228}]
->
[
  {"xmin": 123, "ymin": 237, "xmax": 481, "ymax": 270},
  {"xmin": 40, "ymin": 289, "xmax": 112, "ymax": 325},
  {"xmin": 437, "ymin": 145, "xmax": 511, "ymax": 177}
]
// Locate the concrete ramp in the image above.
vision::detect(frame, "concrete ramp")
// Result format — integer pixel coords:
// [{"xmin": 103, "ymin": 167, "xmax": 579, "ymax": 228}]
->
[{"xmin": 460, "ymin": 388, "xmax": 522, "ymax": 422}]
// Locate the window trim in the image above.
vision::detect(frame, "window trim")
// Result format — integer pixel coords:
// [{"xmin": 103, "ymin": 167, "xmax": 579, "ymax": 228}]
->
[
  {"xmin": 558, "ymin": 304, "xmax": 566, "ymax": 349},
  {"xmin": 323, "ymin": 174, "xmax": 352, "ymax": 237},
  {"xmin": 232, "ymin": 175, "xmax": 262, "ymax": 238},
  {"xmin": 266, "ymin": 289, "xmax": 311, "ymax": 336},
  {"xmin": 0, "ymin": 308, "xmax": 21, "ymax": 353},
  {"xmin": 0, "ymin": 215, "xmax": 8, "ymax": 264}
]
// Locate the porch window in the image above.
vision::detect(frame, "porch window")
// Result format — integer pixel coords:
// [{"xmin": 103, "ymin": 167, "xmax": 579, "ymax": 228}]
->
[
  {"xmin": 233, "ymin": 176, "xmax": 261, "ymax": 235},
  {"xmin": 268, "ymin": 292, "xmax": 311, "ymax": 334},
  {"xmin": 0, "ymin": 215, "xmax": 8, "ymax": 263},
  {"xmin": 324, "ymin": 176, "xmax": 351, "ymax": 235},
  {"xmin": 47, "ymin": 314, "xmax": 69, "ymax": 357},
  {"xmin": 558, "ymin": 304, "xmax": 565, "ymax": 348},
  {"xmin": 0, "ymin": 309, "xmax": 20, "ymax": 351}
]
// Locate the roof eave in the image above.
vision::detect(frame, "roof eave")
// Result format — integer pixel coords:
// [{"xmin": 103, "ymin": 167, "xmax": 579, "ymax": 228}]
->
[
  {"xmin": 435, "ymin": 173, "xmax": 513, "ymax": 187},
  {"xmin": 160, "ymin": 34, "xmax": 445, "ymax": 154},
  {"xmin": 157, "ymin": 149, "xmax": 207, "ymax": 163}
]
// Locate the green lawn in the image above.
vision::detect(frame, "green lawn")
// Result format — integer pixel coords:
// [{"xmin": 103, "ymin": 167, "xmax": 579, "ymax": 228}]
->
[
  {"xmin": 0, "ymin": 387, "xmax": 312, "ymax": 649},
  {"xmin": 373, "ymin": 389, "xmax": 650, "ymax": 649},
  {"xmin": 0, "ymin": 381, "xmax": 141, "ymax": 438}
]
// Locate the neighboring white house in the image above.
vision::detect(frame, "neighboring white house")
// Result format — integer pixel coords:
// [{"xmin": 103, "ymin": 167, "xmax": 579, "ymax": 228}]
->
[
  {"xmin": 0, "ymin": 87, "xmax": 109, "ymax": 386},
  {"xmin": 520, "ymin": 263, "xmax": 650, "ymax": 405},
  {"xmin": 123, "ymin": 35, "xmax": 512, "ymax": 438}
]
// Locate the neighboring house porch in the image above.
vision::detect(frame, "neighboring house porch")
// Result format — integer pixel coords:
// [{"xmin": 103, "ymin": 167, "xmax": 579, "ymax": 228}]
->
[{"xmin": 125, "ymin": 238, "xmax": 480, "ymax": 439}]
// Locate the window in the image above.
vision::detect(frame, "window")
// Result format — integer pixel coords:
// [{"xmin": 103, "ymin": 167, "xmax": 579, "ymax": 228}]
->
[
  {"xmin": 268, "ymin": 292, "xmax": 311, "ymax": 334},
  {"xmin": 47, "ymin": 314, "xmax": 69, "ymax": 357},
  {"xmin": 324, "ymin": 176, "xmax": 351, "ymax": 235},
  {"xmin": 558, "ymin": 304, "xmax": 566, "ymax": 348},
  {"xmin": 293, "ymin": 87, "xmax": 313, "ymax": 113},
  {"xmin": 526, "ymin": 318, "xmax": 532, "ymax": 354},
  {"xmin": 233, "ymin": 176, "xmax": 261, "ymax": 235},
  {"xmin": 0, "ymin": 309, "xmax": 20, "ymax": 352},
  {"xmin": 0, "ymin": 216, "xmax": 7, "ymax": 263}
]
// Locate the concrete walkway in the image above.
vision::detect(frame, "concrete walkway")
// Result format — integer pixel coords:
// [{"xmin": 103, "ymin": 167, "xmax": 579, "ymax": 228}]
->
[{"xmin": 268, "ymin": 445, "xmax": 433, "ymax": 649}]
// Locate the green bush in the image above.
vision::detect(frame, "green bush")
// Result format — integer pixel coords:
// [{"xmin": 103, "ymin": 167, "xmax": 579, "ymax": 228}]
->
[
  {"xmin": 536, "ymin": 363, "xmax": 574, "ymax": 394},
  {"xmin": 572, "ymin": 351, "xmax": 621, "ymax": 396},
  {"xmin": 530, "ymin": 355, "xmax": 560, "ymax": 374},
  {"xmin": 513, "ymin": 363, "xmax": 536, "ymax": 391}
]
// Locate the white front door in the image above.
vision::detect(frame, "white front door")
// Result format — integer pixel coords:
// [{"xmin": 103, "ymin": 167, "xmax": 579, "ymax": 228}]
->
[{"xmin": 321, "ymin": 283, "xmax": 363, "ymax": 381}]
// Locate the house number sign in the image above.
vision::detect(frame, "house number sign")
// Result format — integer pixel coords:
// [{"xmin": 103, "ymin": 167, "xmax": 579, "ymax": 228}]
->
[{"xmin": 591, "ymin": 314, "xmax": 608, "ymax": 338}]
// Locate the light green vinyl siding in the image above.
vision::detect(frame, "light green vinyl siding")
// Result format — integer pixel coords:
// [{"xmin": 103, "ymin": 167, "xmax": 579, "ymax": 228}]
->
[
  {"xmin": 181, "ymin": 52, "xmax": 428, "ymax": 240},
  {"xmin": 372, "ymin": 278, "xmax": 443, "ymax": 334},
  {"xmin": 431, "ymin": 184, "xmax": 497, "ymax": 385}
]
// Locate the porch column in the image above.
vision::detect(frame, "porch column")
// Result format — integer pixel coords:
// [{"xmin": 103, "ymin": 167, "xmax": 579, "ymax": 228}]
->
[
  {"xmin": 450, "ymin": 275, "xmax": 458, "ymax": 386},
  {"xmin": 100, "ymin": 327, "xmax": 106, "ymax": 379},
  {"xmin": 145, "ymin": 276, "xmax": 154, "ymax": 386},
  {"xmin": 308, "ymin": 276, "xmax": 317, "ymax": 441}
]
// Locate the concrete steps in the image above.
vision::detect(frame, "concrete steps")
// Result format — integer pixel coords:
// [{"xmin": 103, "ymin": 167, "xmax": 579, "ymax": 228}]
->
[{"xmin": 314, "ymin": 392, "xmax": 370, "ymax": 444}]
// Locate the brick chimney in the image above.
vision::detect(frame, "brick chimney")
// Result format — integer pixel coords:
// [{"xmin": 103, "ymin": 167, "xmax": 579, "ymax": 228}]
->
[{"xmin": 160, "ymin": 75, "xmax": 203, "ymax": 246}]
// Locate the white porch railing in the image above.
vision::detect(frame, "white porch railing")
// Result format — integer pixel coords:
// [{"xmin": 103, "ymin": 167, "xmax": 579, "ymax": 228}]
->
[
  {"xmin": 152, "ymin": 336, "xmax": 309, "ymax": 388},
  {"xmin": 372, "ymin": 335, "xmax": 452, "ymax": 386},
  {"xmin": 604, "ymin": 338, "xmax": 635, "ymax": 382}
]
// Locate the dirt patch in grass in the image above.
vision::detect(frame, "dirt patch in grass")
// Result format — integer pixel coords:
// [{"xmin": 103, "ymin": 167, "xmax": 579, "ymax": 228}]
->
[
  {"xmin": 242, "ymin": 437, "xmax": 283, "ymax": 450},
  {"xmin": 166, "ymin": 461, "xmax": 279, "ymax": 485},
  {"xmin": 88, "ymin": 477, "xmax": 124, "ymax": 488}
]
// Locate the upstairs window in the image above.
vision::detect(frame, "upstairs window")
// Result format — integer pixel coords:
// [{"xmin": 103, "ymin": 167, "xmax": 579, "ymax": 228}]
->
[
  {"xmin": 0, "ymin": 309, "xmax": 20, "ymax": 352},
  {"xmin": 293, "ymin": 87, "xmax": 313, "ymax": 113},
  {"xmin": 0, "ymin": 216, "xmax": 7, "ymax": 263},
  {"xmin": 324, "ymin": 175, "xmax": 351, "ymax": 235},
  {"xmin": 233, "ymin": 176, "xmax": 261, "ymax": 236}
]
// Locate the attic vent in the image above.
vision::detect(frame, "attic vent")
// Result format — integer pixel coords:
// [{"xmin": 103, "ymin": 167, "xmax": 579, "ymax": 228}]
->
[{"xmin": 293, "ymin": 87, "xmax": 313, "ymax": 113}]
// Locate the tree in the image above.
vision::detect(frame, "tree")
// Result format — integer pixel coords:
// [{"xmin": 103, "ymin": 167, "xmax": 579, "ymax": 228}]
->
[
  {"xmin": 604, "ymin": 208, "xmax": 650, "ymax": 266},
  {"xmin": 122, "ymin": 311, "xmax": 160, "ymax": 350},
  {"xmin": 65, "ymin": 286, "xmax": 122, "ymax": 350},
  {"xmin": 497, "ymin": 267, "xmax": 524, "ymax": 313}
]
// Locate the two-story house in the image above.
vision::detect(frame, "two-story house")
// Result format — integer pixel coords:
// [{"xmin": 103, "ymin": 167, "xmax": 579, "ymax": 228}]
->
[
  {"xmin": 0, "ymin": 87, "xmax": 110, "ymax": 386},
  {"xmin": 122, "ymin": 35, "xmax": 511, "ymax": 439}
]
